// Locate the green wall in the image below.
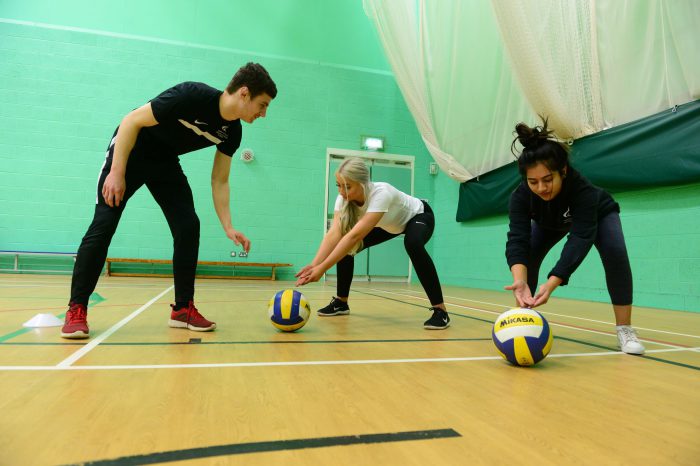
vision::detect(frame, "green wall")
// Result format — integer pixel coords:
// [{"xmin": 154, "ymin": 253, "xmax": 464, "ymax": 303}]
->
[
  {"xmin": 0, "ymin": 1, "xmax": 435, "ymax": 281},
  {"xmin": 0, "ymin": 0, "xmax": 390, "ymax": 71},
  {"xmin": 432, "ymin": 176, "xmax": 700, "ymax": 313},
  {"xmin": 1, "ymin": 0, "xmax": 697, "ymax": 312}
]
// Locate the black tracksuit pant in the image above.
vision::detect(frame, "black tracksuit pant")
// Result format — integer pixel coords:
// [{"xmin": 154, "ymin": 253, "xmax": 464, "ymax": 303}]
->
[
  {"xmin": 336, "ymin": 201, "xmax": 444, "ymax": 306},
  {"xmin": 70, "ymin": 142, "xmax": 199, "ymax": 306}
]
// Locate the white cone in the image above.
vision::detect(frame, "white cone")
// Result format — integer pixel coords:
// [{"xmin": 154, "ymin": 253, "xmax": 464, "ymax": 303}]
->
[{"xmin": 23, "ymin": 313, "xmax": 64, "ymax": 328}]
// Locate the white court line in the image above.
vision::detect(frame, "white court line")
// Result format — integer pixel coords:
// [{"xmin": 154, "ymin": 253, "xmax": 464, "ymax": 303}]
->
[
  {"xmin": 5, "ymin": 278, "xmax": 697, "ymax": 340},
  {"xmin": 440, "ymin": 291, "xmax": 700, "ymax": 339},
  {"xmin": 371, "ymin": 288, "xmax": 700, "ymax": 344},
  {"xmin": 1, "ymin": 347, "xmax": 698, "ymax": 372},
  {"xmin": 365, "ymin": 287, "xmax": 700, "ymax": 350},
  {"xmin": 445, "ymin": 296, "xmax": 700, "ymax": 338},
  {"xmin": 55, "ymin": 286, "xmax": 173, "ymax": 368}
]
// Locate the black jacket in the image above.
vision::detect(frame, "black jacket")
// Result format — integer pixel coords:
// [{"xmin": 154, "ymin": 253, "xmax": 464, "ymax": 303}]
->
[{"xmin": 505, "ymin": 168, "xmax": 619, "ymax": 285}]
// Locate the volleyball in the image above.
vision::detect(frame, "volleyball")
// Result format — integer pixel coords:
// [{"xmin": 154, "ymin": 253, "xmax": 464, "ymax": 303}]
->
[
  {"xmin": 492, "ymin": 308, "xmax": 553, "ymax": 366},
  {"xmin": 268, "ymin": 289, "xmax": 311, "ymax": 332}
]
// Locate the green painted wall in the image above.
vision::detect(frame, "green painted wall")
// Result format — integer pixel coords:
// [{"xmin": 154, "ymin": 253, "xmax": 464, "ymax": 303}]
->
[
  {"xmin": 0, "ymin": 0, "xmax": 390, "ymax": 71},
  {"xmin": 432, "ymin": 176, "xmax": 700, "ymax": 313},
  {"xmin": 0, "ymin": 1, "xmax": 434, "ymax": 281},
  {"xmin": 1, "ymin": 1, "xmax": 697, "ymax": 313}
]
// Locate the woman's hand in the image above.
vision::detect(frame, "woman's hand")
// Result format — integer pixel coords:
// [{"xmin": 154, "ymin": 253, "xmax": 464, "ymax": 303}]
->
[
  {"xmin": 531, "ymin": 285, "xmax": 553, "ymax": 307},
  {"xmin": 530, "ymin": 276, "xmax": 562, "ymax": 307},
  {"xmin": 504, "ymin": 279, "xmax": 535, "ymax": 308},
  {"xmin": 295, "ymin": 265, "xmax": 323, "ymax": 286},
  {"xmin": 295, "ymin": 265, "xmax": 314, "ymax": 279}
]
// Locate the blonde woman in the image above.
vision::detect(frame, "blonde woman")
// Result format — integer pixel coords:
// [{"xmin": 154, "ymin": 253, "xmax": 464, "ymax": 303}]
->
[{"xmin": 296, "ymin": 158, "xmax": 449, "ymax": 329}]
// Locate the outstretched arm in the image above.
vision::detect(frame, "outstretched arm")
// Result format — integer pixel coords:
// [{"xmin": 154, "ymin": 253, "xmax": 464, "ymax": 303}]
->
[
  {"xmin": 103, "ymin": 103, "xmax": 158, "ymax": 207},
  {"xmin": 296, "ymin": 211, "xmax": 383, "ymax": 285},
  {"xmin": 295, "ymin": 214, "xmax": 342, "ymax": 281},
  {"xmin": 211, "ymin": 150, "xmax": 250, "ymax": 252},
  {"xmin": 313, "ymin": 213, "xmax": 343, "ymax": 264}
]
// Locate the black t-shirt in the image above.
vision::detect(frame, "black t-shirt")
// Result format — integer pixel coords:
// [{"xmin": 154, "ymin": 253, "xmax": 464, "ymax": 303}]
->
[
  {"xmin": 505, "ymin": 168, "xmax": 620, "ymax": 285},
  {"xmin": 132, "ymin": 81, "xmax": 242, "ymax": 157}
]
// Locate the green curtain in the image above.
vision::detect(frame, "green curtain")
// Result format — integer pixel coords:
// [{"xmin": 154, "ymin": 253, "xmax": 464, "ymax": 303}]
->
[{"xmin": 457, "ymin": 99, "xmax": 700, "ymax": 221}]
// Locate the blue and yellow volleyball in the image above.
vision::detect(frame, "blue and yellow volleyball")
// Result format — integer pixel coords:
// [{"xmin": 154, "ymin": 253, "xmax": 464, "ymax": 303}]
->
[
  {"xmin": 268, "ymin": 289, "xmax": 311, "ymax": 332},
  {"xmin": 492, "ymin": 308, "xmax": 553, "ymax": 366}
]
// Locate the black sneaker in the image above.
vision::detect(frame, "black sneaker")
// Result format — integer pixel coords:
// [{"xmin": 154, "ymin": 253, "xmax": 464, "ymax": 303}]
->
[
  {"xmin": 424, "ymin": 307, "xmax": 450, "ymax": 330},
  {"xmin": 317, "ymin": 297, "xmax": 350, "ymax": 316}
]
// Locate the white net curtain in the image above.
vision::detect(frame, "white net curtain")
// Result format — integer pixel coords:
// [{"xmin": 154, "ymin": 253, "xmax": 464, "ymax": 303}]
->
[{"xmin": 363, "ymin": 0, "xmax": 700, "ymax": 183}]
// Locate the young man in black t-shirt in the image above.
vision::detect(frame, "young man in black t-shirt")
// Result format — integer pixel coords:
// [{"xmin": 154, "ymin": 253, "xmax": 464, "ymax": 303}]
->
[{"xmin": 62, "ymin": 62, "xmax": 277, "ymax": 339}]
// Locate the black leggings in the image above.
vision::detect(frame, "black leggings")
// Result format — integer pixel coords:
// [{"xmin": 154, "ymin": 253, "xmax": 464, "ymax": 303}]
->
[
  {"xmin": 527, "ymin": 212, "xmax": 633, "ymax": 305},
  {"xmin": 70, "ymin": 143, "xmax": 199, "ymax": 306},
  {"xmin": 336, "ymin": 202, "xmax": 444, "ymax": 306}
]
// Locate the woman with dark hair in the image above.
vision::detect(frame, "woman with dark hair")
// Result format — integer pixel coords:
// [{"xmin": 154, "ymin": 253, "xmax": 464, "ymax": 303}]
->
[{"xmin": 505, "ymin": 119, "xmax": 645, "ymax": 354}]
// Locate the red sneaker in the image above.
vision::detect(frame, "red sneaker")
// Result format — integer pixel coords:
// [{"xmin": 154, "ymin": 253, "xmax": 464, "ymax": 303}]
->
[
  {"xmin": 61, "ymin": 303, "xmax": 89, "ymax": 339},
  {"xmin": 169, "ymin": 301, "xmax": 216, "ymax": 332}
]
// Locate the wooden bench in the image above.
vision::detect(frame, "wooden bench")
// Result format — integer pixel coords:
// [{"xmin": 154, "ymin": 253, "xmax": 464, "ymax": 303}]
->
[
  {"xmin": 105, "ymin": 257, "xmax": 292, "ymax": 280},
  {"xmin": 0, "ymin": 250, "xmax": 77, "ymax": 274}
]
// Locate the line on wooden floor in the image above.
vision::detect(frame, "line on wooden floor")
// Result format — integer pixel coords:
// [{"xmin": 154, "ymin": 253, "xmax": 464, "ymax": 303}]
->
[
  {"xmin": 55, "ymin": 286, "xmax": 173, "ymax": 368},
  {"xmin": 64, "ymin": 428, "xmax": 461, "ymax": 465},
  {"xmin": 1, "ymin": 347, "xmax": 698, "ymax": 372}
]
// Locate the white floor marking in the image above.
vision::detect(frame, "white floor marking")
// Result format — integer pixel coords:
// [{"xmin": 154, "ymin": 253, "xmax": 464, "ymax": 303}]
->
[
  {"xmin": 4, "ymin": 279, "xmax": 699, "ymax": 371},
  {"xmin": 55, "ymin": 286, "xmax": 173, "ymax": 368},
  {"xmin": 371, "ymin": 289, "xmax": 700, "ymax": 340},
  {"xmin": 1, "ymin": 346, "xmax": 698, "ymax": 372}
]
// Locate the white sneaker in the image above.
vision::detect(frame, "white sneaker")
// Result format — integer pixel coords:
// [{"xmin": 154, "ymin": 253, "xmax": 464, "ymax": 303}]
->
[{"xmin": 616, "ymin": 326, "xmax": 645, "ymax": 355}]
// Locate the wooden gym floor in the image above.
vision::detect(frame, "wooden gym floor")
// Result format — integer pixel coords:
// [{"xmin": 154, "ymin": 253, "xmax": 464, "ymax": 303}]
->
[{"xmin": 0, "ymin": 274, "xmax": 698, "ymax": 465}]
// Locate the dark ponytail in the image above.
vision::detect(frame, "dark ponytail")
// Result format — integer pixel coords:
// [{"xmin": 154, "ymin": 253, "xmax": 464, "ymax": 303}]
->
[{"xmin": 511, "ymin": 117, "xmax": 569, "ymax": 177}]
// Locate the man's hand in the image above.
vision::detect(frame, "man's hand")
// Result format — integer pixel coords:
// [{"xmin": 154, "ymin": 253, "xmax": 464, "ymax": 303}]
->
[
  {"xmin": 504, "ymin": 279, "xmax": 534, "ymax": 308},
  {"xmin": 102, "ymin": 172, "xmax": 126, "ymax": 207},
  {"xmin": 226, "ymin": 228, "xmax": 251, "ymax": 253}
]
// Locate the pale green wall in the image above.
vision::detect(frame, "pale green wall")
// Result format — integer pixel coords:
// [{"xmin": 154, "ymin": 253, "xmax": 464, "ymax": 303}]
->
[
  {"xmin": 0, "ymin": 1, "xmax": 435, "ymax": 281},
  {"xmin": 431, "ymin": 175, "xmax": 700, "ymax": 313},
  {"xmin": 0, "ymin": 0, "xmax": 390, "ymax": 71},
  {"xmin": 1, "ymin": 1, "xmax": 697, "ymax": 312}
]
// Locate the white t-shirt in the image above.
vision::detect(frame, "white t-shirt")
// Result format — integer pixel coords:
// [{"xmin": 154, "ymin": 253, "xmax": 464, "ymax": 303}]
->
[{"xmin": 334, "ymin": 182, "xmax": 424, "ymax": 234}]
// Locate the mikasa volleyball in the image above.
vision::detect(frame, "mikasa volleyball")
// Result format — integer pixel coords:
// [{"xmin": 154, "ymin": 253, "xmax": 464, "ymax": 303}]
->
[{"xmin": 492, "ymin": 308, "xmax": 553, "ymax": 366}]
